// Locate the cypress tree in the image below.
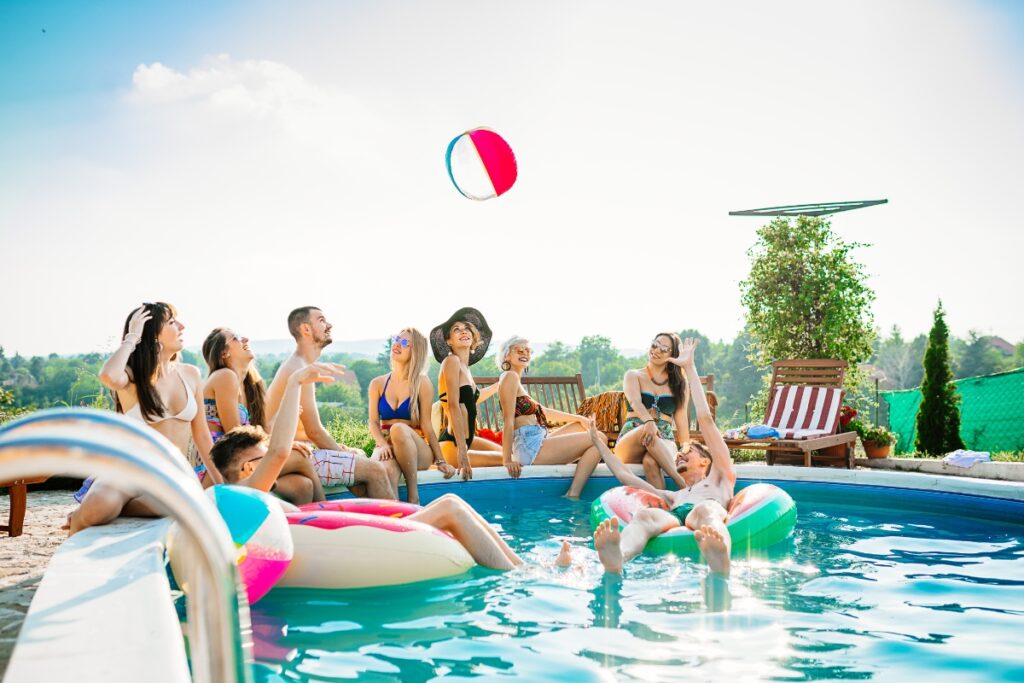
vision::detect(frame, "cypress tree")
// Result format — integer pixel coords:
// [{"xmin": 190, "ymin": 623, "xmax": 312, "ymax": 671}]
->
[{"xmin": 915, "ymin": 302, "xmax": 965, "ymax": 455}]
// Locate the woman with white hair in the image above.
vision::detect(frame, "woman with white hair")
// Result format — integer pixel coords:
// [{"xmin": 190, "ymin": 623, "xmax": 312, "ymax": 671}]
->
[
  {"xmin": 496, "ymin": 335, "xmax": 601, "ymax": 497},
  {"xmin": 368, "ymin": 327, "xmax": 456, "ymax": 504}
]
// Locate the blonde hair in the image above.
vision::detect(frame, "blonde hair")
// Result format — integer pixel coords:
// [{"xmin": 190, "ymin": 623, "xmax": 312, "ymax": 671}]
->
[
  {"xmin": 392, "ymin": 327, "xmax": 429, "ymax": 423},
  {"xmin": 448, "ymin": 320, "xmax": 483, "ymax": 352}
]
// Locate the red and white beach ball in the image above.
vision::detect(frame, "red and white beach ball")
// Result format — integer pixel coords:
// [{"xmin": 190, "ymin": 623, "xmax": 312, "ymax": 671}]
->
[{"xmin": 445, "ymin": 127, "xmax": 518, "ymax": 201}]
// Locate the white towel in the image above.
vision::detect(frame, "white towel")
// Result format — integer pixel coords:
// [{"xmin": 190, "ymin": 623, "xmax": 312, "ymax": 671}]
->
[{"xmin": 942, "ymin": 449, "xmax": 991, "ymax": 468}]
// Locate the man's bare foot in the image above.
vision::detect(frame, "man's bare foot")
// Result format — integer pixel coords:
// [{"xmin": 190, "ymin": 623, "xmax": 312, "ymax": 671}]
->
[
  {"xmin": 694, "ymin": 524, "xmax": 730, "ymax": 575},
  {"xmin": 594, "ymin": 518, "xmax": 623, "ymax": 574},
  {"xmin": 555, "ymin": 540, "xmax": 573, "ymax": 568}
]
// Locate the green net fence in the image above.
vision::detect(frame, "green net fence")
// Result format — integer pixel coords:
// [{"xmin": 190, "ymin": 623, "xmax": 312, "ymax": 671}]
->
[{"xmin": 882, "ymin": 368, "xmax": 1024, "ymax": 454}]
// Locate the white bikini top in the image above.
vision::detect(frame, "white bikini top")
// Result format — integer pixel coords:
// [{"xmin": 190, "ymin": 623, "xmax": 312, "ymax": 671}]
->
[{"xmin": 124, "ymin": 371, "xmax": 198, "ymax": 424}]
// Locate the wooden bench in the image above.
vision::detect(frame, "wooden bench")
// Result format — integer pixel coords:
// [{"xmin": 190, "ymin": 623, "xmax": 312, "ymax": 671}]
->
[
  {"xmin": 471, "ymin": 374, "xmax": 716, "ymax": 447},
  {"xmin": 1, "ymin": 476, "xmax": 48, "ymax": 537}
]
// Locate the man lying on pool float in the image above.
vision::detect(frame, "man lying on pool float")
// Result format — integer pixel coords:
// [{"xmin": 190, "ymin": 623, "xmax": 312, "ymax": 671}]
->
[
  {"xmin": 211, "ymin": 361, "xmax": 528, "ymax": 570},
  {"xmin": 586, "ymin": 338, "xmax": 737, "ymax": 576}
]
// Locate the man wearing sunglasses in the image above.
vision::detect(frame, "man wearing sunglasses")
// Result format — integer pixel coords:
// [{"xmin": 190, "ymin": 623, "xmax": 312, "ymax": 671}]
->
[{"xmin": 266, "ymin": 306, "xmax": 394, "ymax": 499}]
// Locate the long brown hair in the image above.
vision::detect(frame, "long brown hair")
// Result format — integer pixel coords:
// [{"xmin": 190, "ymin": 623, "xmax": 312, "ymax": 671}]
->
[
  {"xmin": 392, "ymin": 327, "xmax": 429, "ymax": 423},
  {"xmin": 655, "ymin": 332, "xmax": 687, "ymax": 410},
  {"xmin": 202, "ymin": 327, "xmax": 268, "ymax": 429},
  {"xmin": 115, "ymin": 302, "xmax": 178, "ymax": 421}
]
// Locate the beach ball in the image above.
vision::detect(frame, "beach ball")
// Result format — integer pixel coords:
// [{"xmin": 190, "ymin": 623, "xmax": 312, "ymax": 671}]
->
[
  {"xmin": 167, "ymin": 485, "xmax": 294, "ymax": 605},
  {"xmin": 445, "ymin": 127, "xmax": 517, "ymax": 200}
]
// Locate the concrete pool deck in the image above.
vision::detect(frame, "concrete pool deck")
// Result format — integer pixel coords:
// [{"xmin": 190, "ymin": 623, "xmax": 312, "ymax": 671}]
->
[{"xmin": 2, "ymin": 462, "xmax": 1023, "ymax": 681}]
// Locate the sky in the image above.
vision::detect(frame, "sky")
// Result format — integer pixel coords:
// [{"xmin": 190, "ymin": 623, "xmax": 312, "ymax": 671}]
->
[{"xmin": 1, "ymin": 0, "xmax": 1022, "ymax": 357}]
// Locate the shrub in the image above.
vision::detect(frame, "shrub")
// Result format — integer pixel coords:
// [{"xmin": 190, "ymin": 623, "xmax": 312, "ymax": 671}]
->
[
  {"xmin": 915, "ymin": 302, "xmax": 965, "ymax": 455},
  {"xmin": 325, "ymin": 416, "xmax": 376, "ymax": 456}
]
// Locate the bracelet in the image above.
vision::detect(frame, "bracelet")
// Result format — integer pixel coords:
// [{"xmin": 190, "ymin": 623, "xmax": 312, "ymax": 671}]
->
[{"xmin": 644, "ymin": 419, "xmax": 657, "ymax": 424}]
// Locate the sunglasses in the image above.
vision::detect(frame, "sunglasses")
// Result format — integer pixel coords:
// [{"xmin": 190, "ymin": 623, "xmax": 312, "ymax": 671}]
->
[
  {"xmin": 228, "ymin": 332, "xmax": 244, "ymax": 343},
  {"xmin": 390, "ymin": 335, "xmax": 410, "ymax": 348},
  {"xmin": 650, "ymin": 340, "xmax": 672, "ymax": 354}
]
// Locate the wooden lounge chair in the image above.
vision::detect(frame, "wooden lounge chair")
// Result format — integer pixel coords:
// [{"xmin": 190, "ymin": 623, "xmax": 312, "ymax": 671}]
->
[
  {"xmin": 1, "ymin": 476, "xmax": 48, "ymax": 537},
  {"xmin": 720, "ymin": 359, "xmax": 856, "ymax": 468}
]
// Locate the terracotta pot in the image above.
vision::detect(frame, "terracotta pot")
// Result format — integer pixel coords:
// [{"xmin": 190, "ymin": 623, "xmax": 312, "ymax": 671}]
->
[{"xmin": 862, "ymin": 439, "xmax": 891, "ymax": 459}]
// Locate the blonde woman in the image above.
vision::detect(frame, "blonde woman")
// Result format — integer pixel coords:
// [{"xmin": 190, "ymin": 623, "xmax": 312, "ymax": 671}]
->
[
  {"xmin": 368, "ymin": 328, "xmax": 456, "ymax": 503},
  {"xmin": 431, "ymin": 307, "xmax": 503, "ymax": 481},
  {"xmin": 496, "ymin": 336, "xmax": 600, "ymax": 497}
]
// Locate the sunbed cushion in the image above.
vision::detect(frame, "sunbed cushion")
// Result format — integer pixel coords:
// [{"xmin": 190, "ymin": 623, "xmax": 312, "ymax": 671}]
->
[{"xmin": 765, "ymin": 385, "xmax": 843, "ymax": 440}]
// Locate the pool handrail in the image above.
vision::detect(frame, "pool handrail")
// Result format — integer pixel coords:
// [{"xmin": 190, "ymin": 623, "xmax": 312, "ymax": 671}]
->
[{"xmin": 0, "ymin": 408, "xmax": 253, "ymax": 683}]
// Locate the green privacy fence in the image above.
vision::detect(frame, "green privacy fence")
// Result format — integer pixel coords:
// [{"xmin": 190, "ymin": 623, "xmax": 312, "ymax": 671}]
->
[{"xmin": 881, "ymin": 368, "xmax": 1024, "ymax": 454}]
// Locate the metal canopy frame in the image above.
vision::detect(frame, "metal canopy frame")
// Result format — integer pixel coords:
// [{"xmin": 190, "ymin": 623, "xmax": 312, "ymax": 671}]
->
[{"xmin": 729, "ymin": 199, "xmax": 888, "ymax": 217}]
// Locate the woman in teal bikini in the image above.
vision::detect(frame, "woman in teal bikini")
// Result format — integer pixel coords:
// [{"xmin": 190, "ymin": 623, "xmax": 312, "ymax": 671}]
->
[
  {"xmin": 368, "ymin": 327, "xmax": 456, "ymax": 504},
  {"xmin": 614, "ymin": 332, "xmax": 691, "ymax": 490}
]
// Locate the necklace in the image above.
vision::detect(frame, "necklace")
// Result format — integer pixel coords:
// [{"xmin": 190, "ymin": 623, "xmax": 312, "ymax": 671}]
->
[{"xmin": 645, "ymin": 366, "xmax": 669, "ymax": 386}]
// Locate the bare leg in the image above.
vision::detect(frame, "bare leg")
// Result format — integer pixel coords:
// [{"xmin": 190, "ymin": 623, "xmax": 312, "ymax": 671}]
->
[
  {"xmin": 353, "ymin": 457, "xmax": 396, "ymax": 500},
  {"xmin": 642, "ymin": 455, "xmax": 665, "ymax": 490},
  {"xmin": 280, "ymin": 448, "xmax": 326, "ymax": 501},
  {"xmin": 549, "ymin": 422, "xmax": 585, "ymax": 436},
  {"xmin": 646, "ymin": 438, "xmax": 687, "ymax": 489},
  {"xmin": 687, "ymin": 502, "xmax": 732, "ymax": 575},
  {"xmin": 388, "ymin": 425, "xmax": 423, "ymax": 504},
  {"xmin": 532, "ymin": 432, "xmax": 596, "ymax": 466},
  {"xmin": 595, "ymin": 507, "xmax": 679, "ymax": 573},
  {"xmin": 274, "ymin": 474, "xmax": 315, "ymax": 505},
  {"xmin": 565, "ymin": 446, "xmax": 601, "ymax": 498},
  {"xmin": 68, "ymin": 482, "xmax": 158, "ymax": 536},
  {"xmin": 409, "ymin": 494, "xmax": 523, "ymax": 570}
]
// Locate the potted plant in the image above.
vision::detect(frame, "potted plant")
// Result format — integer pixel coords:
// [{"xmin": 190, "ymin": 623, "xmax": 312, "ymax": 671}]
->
[{"xmin": 858, "ymin": 424, "xmax": 896, "ymax": 458}]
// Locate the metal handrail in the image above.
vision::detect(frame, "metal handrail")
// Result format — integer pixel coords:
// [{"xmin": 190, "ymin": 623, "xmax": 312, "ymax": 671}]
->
[{"xmin": 0, "ymin": 409, "xmax": 253, "ymax": 683}]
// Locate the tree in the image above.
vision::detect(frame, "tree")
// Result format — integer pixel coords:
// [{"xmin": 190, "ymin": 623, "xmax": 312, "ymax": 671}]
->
[
  {"xmin": 874, "ymin": 325, "xmax": 927, "ymax": 390},
  {"xmin": 740, "ymin": 216, "xmax": 876, "ymax": 393},
  {"xmin": 578, "ymin": 335, "xmax": 619, "ymax": 389},
  {"xmin": 915, "ymin": 302, "xmax": 965, "ymax": 455},
  {"xmin": 956, "ymin": 331, "xmax": 1005, "ymax": 379}
]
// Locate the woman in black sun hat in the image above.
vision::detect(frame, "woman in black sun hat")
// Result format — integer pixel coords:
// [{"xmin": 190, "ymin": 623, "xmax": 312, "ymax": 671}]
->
[{"xmin": 430, "ymin": 307, "xmax": 503, "ymax": 480}]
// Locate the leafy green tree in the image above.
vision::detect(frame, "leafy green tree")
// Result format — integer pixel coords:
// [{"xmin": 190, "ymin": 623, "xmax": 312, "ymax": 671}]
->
[
  {"xmin": 915, "ymin": 302, "xmax": 965, "ymax": 455},
  {"xmin": 740, "ymin": 215, "xmax": 876, "ymax": 396},
  {"xmin": 578, "ymin": 335, "xmax": 619, "ymax": 389},
  {"xmin": 873, "ymin": 326, "xmax": 927, "ymax": 390},
  {"xmin": 957, "ymin": 331, "xmax": 1006, "ymax": 379}
]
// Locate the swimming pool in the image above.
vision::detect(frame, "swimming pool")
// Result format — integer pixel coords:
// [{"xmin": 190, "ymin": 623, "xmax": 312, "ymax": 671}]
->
[{"xmin": 248, "ymin": 477, "xmax": 1024, "ymax": 682}]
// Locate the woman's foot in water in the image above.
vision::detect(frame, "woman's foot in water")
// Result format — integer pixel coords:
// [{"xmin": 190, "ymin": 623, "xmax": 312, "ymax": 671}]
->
[
  {"xmin": 594, "ymin": 518, "xmax": 623, "ymax": 574},
  {"xmin": 555, "ymin": 540, "xmax": 573, "ymax": 567},
  {"xmin": 694, "ymin": 524, "xmax": 730, "ymax": 575}
]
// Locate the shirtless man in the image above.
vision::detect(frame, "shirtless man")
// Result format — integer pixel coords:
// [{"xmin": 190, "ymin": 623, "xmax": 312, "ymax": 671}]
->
[
  {"xmin": 214, "ymin": 361, "xmax": 527, "ymax": 571},
  {"xmin": 265, "ymin": 306, "xmax": 393, "ymax": 499},
  {"xmin": 590, "ymin": 338, "xmax": 737, "ymax": 575}
]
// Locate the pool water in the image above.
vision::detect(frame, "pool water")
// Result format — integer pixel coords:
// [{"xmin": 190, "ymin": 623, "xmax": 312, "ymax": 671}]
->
[{"xmin": 250, "ymin": 479, "xmax": 1024, "ymax": 682}]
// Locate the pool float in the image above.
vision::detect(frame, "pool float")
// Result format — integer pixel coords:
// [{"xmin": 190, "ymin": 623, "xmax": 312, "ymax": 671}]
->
[
  {"xmin": 277, "ymin": 499, "xmax": 475, "ymax": 589},
  {"xmin": 168, "ymin": 485, "xmax": 294, "ymax": 604},
  {"xmin": 590, "ymin": 483, "xmax": 797, "ymax": 556}
]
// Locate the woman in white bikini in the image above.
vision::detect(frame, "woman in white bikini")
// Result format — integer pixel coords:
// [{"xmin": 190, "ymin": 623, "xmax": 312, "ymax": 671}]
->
[
  {"xmin": 68, "ymin": 303, "xmax": 219, "ymax": 534},
  {"xmin": 613, "ymin": 332, "xmax": 692, "ymax": 490},
  {"xmin": 590, "ymin": 338, "xmax": 737, "ymax": 576},
  {"xmin": 368, "ymin": 327, "xmax": 456, "ymax": 504}
]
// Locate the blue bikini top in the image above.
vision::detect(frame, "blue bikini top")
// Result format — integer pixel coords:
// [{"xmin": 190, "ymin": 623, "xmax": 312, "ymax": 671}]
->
[
  {"xmin": 378, "ymin": 373, "xmax": 412, "ymax": 421},
  {"xmin": 627, "ymin": 391, "xmax": 677, "ymax": 416}
]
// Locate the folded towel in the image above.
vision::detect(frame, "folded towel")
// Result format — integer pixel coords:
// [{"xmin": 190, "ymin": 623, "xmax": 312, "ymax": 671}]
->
[
  {"xmin": 747, "ymin": 425, "xmax": 780, "ymax": 439},
  {"xmin": 942, "ymin": 449, "xmax": 991, "ymax": 468}
]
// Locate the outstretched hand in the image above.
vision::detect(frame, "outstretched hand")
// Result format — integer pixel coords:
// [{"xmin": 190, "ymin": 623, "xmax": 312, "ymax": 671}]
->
[
  {"xmin": 667, "ymin": 337, "xmax": 698, "ymax": 368},
  {"xmin": 293, "ymin": 362, "xmax": 337, "ymax": 385}
]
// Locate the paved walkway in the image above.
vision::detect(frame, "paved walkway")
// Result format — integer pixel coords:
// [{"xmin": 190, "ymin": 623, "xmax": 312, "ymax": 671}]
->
[{"xmin": 0, "ymin": 490, "xmax": 77, "ymax": 678}]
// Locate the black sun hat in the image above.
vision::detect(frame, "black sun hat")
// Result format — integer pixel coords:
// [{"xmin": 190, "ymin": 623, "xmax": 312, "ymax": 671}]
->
[{"xmin": 429, "ymin": 307, "xmax": 493, "ymax": 365}]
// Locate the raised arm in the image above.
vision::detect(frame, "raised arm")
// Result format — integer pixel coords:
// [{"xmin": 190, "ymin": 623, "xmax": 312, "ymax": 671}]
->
[
  {"xmin": 669, "ymin": 339, "xmax": 735, "ymax": 485},
  {"xmin": 249, "ymin": 364, "xmax": 334, "ymax": 491},
  {"xmin": 672, "ymin": 383, "xmax": 691, "ymax": 447},
  {"xmin": 99, "ymin": 306, "xmax": 149, "ymax": 391},
  {"xmin": 586, "ymin": 420, "xmax": 667, "ymax": 497}
]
